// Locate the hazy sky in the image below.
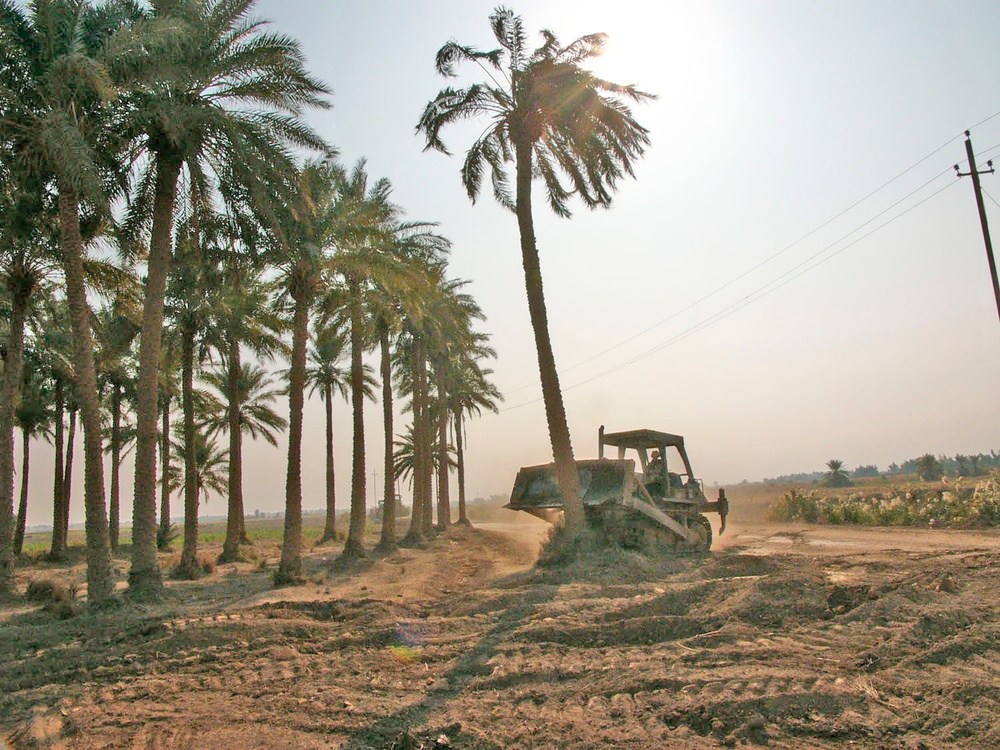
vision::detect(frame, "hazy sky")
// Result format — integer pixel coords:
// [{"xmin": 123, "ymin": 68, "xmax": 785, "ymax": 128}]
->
[{"xmin": 21, "ymin": 0, "xmax": 1000, "ymax": 526}]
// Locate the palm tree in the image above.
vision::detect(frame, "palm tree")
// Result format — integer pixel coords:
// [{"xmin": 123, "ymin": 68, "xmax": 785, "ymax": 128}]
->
[
  {"xmin": 370, "ymin": 223, "xmax": 449, "ymax": 551},
  {"xmin": 165, "ymin": 202, "xmax": 226, "ymax": 580},
  {"xmin": 321, "ymin": 162, "xmax": 418, "ymax": 559},
  {"xmin": 212, "ymin": 249, "xmax": 286, "ymax": 561},
  {"xmin": 0, "ymin": 0, "xmax": 139, "ymax": 603},
  {"xmin": 201, "ymin": 361, "xmax": 286, "ymax": 552},
  {"xmin": 304, "ymin": 321, "xmax": 351, "ymax": 545},
  {"xmin": 396, "ymin": 324, "xmax": 434, "ymax": 542},
  {"xmin": 201, "ymin": 363, "xmax": 286, "ymax": 444},
  {"xmin": 271, "ymin": 159, "xmax": 342, "ymax": 585},
  {"xmin": 424, "ymin": 277, "xmax": 488, "ymax": 530},
  {"xmin": 156, "ymin": 336, "xmax": 181, "ymax": 549},
  {"xmin": 418, "ymin": 8, "xmax": 653, "ymax": 531},
  {"xmin": 34, "ymin": 298, "xmax": 75, "ymax": 561},
  {"xmin": 448, "ymin": 352, "xmax": 502, "ymax": 526},
  {"xmin": 394, "ymin": 320, "xmax": 441, "ymax": 542},
  {"xmin": 916, "ymin": 454, "xmax": 943, "ymax": 482},
  {"xmin": 95, "ymin": 295, "xmax": 140, "ymax": 551},
  {"xmin": 60, "ymin": 392, "xmax": 78, "ymax": 549},
  {"xmin": 0, "ymin": 174, "xmax": 54, "ymax": 588},
  {"xmin": 392, "ymin": 425, "xmax": 451, "ymax": 495},
  {"xmin": 119, "ymin": 0, "xmax": 332, "ymax": 597},
  {"xmin": 167, "ymin": 431, "xmax": 228, "ymax": 511},
  {"xmin": 279, "ymin": 157, "xmax": 409, "ymax": 563},
  {"xmin": 823, "ymin": 459, "xmax": 852, "ymax": 488},
  {"xmin": 13, "ymin": 352, "xmax": 52, "ymax": 556}
]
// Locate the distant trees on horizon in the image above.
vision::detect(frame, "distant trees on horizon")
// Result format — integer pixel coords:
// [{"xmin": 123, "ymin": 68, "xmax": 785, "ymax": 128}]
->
[{"xmin": 761, "ymin": 450, "xmax": 1000, "ymax": 485}]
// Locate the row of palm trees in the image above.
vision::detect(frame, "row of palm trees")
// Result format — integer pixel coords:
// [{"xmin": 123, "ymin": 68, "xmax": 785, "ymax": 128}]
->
[
  {"xmin": 2, "ymin": 2, "xmax": 653, "ymax": 603},
  {"xmin": 1, "ymin": 191, "xmax": 499, "ymax": 562},
  {"xmin": 0, "ymin": 0, "xmax": 504, "ymax": 604}
]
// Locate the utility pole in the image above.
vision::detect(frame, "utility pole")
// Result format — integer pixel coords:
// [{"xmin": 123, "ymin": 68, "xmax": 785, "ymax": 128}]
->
[{"xmin": 954, "ymin": 130, "xmax": 1000, "ymax": 325}]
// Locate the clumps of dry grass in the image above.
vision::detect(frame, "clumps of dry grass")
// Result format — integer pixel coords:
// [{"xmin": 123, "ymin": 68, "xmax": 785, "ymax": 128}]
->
[
  {"xmin": 26, "ymin": 578, "xmax": 79, "ymax": 619},
  {"xmin": 199, "ymin": 553, "xmax": 216, "ymax": 575}
]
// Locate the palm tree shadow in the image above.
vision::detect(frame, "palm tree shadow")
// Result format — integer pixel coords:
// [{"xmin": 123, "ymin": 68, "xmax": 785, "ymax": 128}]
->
[{"xmin": 343, "ymin": 572, "xmax": 559, "ymax": 749}]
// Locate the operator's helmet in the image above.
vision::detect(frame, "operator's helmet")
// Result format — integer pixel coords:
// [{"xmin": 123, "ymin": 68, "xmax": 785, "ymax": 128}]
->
[{"xmin": 651, "ymin": 450, "xmax": 660, "ymax": 459}]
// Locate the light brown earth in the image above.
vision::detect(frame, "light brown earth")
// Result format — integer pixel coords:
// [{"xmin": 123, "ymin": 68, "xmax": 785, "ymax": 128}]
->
[{"xmin": 3, "ymin": 498, "xmax": 1000, "ymax": 749}]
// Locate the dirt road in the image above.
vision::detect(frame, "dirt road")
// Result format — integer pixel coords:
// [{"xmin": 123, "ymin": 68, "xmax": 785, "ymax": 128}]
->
[{"xmin": 3, "ymin": 519, "xmax": 999, "ymax": 749}]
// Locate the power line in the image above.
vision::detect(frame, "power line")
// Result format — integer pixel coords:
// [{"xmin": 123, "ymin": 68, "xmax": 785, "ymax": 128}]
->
[
  {"xmin": 557, "ymin": 178, "xmax": 960, "ymax": 394},
  {"xmin": 955, "ymin": 131, "xmax": 1000, "ymax": 325},
  {"xmin": 500, "ymin": 173, "xmax": 960, "ymax": 412},
  {"xmin": 503, "ymin": 119, "xmax": 1000, "ymax": 397},
  {"xmin": 982, "ymin": 186, "xmax": 1000, "ymax": 212}
]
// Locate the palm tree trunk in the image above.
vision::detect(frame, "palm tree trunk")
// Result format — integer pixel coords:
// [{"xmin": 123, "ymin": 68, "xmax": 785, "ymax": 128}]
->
[
  {"xmin": 220, "ymin": 335, "xmax": 244, "ymax": 562},
  {"xmin": 378, "ymin": 328, "xmax": 396, "ymax": 550},
  {"xmin": 130, "ymin": 153, "xmax": 182, "ymax": 597},
  {"xmin": 276, "ymin": 279, "xmax": 310, "ymax": 584},
  {"xmin": 404, "ymin": 334, "xmax": 427, "ymax": 543},
  {"xmin": 62, "ymin": 405, "xmax": 76, "ymax": 545},
  {"xmin": 317, "ymin": 383, "xmax": 338, "ymax": 544},
  {"xmin": 514, "ymin": 141, "xmax": 583, "ymax": 530},
  {"xmin": 58, "ymin": 187, "xmax": 113, "ymax": 603},
  {"xmin": 435, "ymin": 368, "xmax": 451, "ymax": 530},
  {"xmin": 416, "ymin": 337, "xmax": 434, "ymax": 537},
  {"xmin": 342, "ymin": 292, "xmax": 367, "ymax": 558},
  {"xmin": 109, "ymin": 384, "xmax": 121, "ymax": 551},
  {"xmin": 176, "ymin": 325, "xmax": 200, "ymax": 578},
  {"xmin": 0, "ymin": 291, "xmax": 26, "ymax": 592},
  {"xmin": 230, "ymin": 334, "xmax": 250, "ymax": 546},
  {"xmin": 454, "ymin": 410, "xmax": 471, "ymax": 526},
  {"xmin": 158, "ymin": 396, "xmax": 172, "ymax": 548},
  {"xmin": 14, "ymin": 426, "xmax": 30, "ymax": 556},
  {"xmin": 49, "ymin": 379, "xmax": 66, "ymax": 559}
]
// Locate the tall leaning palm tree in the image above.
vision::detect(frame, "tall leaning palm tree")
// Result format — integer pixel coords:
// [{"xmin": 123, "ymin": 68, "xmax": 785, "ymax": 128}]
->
[
  {"xmin": 119, "ymin": 0, "xmax": 331, "ymax": 597},
  {"xmin": 418, "ymin": 8, "xmax": 653, "ymax": 530}
]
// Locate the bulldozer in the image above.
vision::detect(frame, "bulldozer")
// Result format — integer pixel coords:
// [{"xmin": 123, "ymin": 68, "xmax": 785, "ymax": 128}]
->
[{"xmin": 506, "ymin": 426, "xmax": 729, "ymax": 552}]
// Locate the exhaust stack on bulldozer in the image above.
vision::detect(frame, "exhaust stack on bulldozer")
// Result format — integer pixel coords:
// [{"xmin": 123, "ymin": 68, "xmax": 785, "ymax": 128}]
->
[{"xmin": 506, "ymin": 426, "xmax": 728, "ymax": 552}]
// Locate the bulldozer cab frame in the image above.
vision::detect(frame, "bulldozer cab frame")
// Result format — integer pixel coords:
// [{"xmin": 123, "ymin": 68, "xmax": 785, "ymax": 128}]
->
[{"xmin": 599, "ymin": 426, "xmax": 699, "ymax": 498}]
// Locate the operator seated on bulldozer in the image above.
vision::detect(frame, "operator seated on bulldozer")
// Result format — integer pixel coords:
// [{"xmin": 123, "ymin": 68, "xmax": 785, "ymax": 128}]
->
[{"xmin": 645, "ymin": 450, "xmax": 682, "ymax": 497}]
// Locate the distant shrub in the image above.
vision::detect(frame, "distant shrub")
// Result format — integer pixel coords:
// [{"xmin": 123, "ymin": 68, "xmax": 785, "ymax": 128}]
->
[
  {"xmin": 768, "ymin": 472, "xmax": 1000, "ymax": 529},
  {"xmin": 768, "ymin": 488, "xmax": 820, "ymax": 523},
  {"xmin": 853, "ymin": 464, "xmax": 880, "ymax": 478}
]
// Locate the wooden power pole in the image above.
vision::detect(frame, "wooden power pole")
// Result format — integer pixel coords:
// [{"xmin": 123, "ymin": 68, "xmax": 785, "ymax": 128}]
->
[{"xmin": 955, "ymin": 130, "xmax": 1000, "ymax": 325}]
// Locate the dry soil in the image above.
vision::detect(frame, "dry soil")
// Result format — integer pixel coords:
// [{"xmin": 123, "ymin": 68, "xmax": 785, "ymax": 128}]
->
[{"xmin": 3, "ymin": 514, "xmax": 1000, "ymax": 749}]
